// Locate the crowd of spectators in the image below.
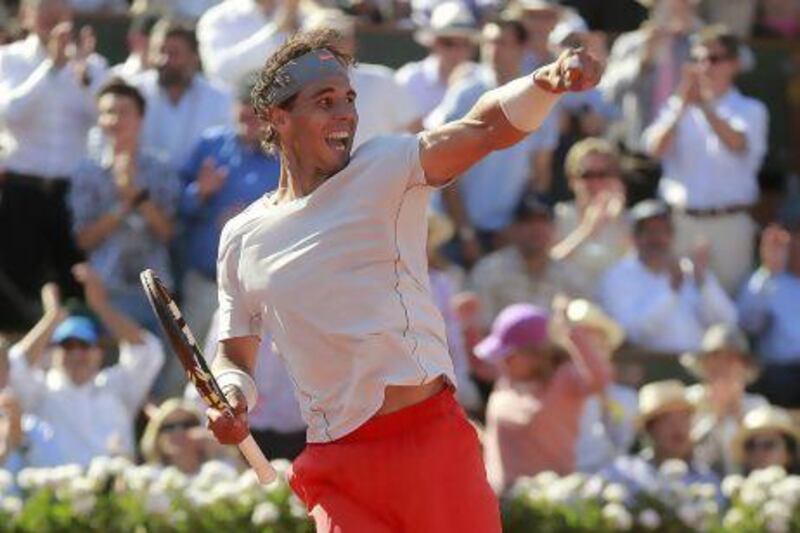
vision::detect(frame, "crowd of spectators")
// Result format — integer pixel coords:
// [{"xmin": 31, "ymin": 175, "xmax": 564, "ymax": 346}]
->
[{"xmin": 1, "ymin": 0, "xmax": 800, "ymax": 507}]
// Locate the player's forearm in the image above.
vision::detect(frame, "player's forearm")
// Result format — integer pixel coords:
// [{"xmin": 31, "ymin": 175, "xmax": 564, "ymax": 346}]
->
[{"xmin": 211, "ymin": 337, "xmax": 260, "ymax": 409}]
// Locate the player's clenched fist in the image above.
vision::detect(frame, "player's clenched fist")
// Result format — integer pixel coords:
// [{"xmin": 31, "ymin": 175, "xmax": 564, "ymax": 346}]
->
[
  {"xmin": 206, "ymin": 386, "xmax": 249, "ymax": 445},
  {"xmin": 534, "ymin": 48, "xmax": 604, "ymax": 94}
]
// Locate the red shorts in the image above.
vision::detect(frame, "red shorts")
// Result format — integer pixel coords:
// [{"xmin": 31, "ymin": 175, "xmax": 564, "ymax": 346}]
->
[{"xmin": 288, "ymin": 388, "xmax": 501, "ymax": 532}]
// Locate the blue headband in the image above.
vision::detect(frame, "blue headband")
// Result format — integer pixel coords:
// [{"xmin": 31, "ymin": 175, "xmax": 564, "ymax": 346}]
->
[{"xmin": 266, "ymin": 48, "xmax": 348, "ymax": 106}]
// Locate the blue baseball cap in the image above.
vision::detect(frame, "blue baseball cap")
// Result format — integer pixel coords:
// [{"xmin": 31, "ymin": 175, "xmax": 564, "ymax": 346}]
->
[{"xmin": 52, "ymin": 317, "xmax": 99, "ymax": 346}]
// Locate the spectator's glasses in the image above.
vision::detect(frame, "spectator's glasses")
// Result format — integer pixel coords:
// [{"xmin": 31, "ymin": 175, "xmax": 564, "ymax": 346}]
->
[
  {"xmin": 160, "ymin": 419, "xmax": 200, "ymax": 434},
  {"xmin": 744, "ymin": 437, "xmax": 782, "ymax": 453},
  {"xmin": 691, "ymin": 53, "xmax": 732, "ymax": 66},
  {"xmin": 435, "ymin": 37, "xmax": 472, "ymax": 49},
  {"xmin": 60, "ymin": 339, "xmax": 93, "ymax": 352},
  {"xmin": 579, "ymin": 169, "xmax": 617, "ymax": 180}
]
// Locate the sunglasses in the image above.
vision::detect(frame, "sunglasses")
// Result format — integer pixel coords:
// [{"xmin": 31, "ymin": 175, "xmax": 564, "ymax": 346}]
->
[
  {"xmin": 436, "ymin": 37, "xmax": 472, "ymax": 49},
  {"xmin": 580, "ymin": 169, "xmax": 617, "ymax": 180},
  {"xmin": 691, "ymin": 54, "xmax": 732, "ymax": 65},
  {"xmin": 745, "ymin": 437, "xmax": 782, "ymax": 453},
  {"xmin": 160, "ymin": 419, "xmax": 200, "ymax": 433}
]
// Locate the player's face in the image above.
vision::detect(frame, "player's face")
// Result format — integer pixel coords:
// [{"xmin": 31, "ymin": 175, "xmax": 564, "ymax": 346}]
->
[{"xmin": 275, "ymin": 74, "xmax": 358, "ymax": 178}]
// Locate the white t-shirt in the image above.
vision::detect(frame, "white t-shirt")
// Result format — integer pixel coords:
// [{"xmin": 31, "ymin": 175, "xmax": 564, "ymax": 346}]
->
[{"xmin": 217, "ymin": 134, "xmax": 456, "ymax": 443}]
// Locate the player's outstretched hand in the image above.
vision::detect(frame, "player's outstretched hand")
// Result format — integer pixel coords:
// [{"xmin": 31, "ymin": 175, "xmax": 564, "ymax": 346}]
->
[
  {"xmin": 206, "ymin": 386, "xmax": 249, "ymax": 445},
  {"xmin": 534, "ymin": 48, "xmax": 604, "ymax": 94}
]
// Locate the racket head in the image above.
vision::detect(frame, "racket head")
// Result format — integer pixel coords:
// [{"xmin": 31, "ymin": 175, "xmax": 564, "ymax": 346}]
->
[{"xmin": 140, "ymin": 269, "xmax": 230, "ymax": 414}]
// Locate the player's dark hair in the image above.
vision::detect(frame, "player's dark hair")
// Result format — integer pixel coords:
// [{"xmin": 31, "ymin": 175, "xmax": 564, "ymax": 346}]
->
[
  {"xmin": 252, "ymin": 29, "xmax": 355, "ymax": 154},
  {"xmin": 97, "ymin": 77, "xmax": 147, "ymax": 116}
]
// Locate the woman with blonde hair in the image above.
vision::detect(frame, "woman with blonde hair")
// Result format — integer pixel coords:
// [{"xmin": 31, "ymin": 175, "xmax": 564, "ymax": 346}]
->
[{"xmin": 140, "ymin": 398, "xmax": 229, "ymax": 474}]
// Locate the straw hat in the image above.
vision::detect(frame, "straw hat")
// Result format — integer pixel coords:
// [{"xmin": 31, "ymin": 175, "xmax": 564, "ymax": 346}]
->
[
  {"xmin": 732, "ymin": 405, "xmax": 800, "ymax": 463},
  {"xmin": 561, "ymin": 299, "xmax": 625, "ymax": 353},
  {"xmin": 680, "ymin": 324, "xmax": 759, "ymax": 383},
  {"xmin": 637, "ymin": 380, "xmax": 694, "ymax": 429},
  {"xmin": 415, "ymin": 2, "xmax": 479, "ymax": 47}
]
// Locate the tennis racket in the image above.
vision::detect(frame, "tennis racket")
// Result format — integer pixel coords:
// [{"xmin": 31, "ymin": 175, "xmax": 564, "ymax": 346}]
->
[{"xmin": 140, "ymin": 269, "xmax": 276, "ymax": 484}]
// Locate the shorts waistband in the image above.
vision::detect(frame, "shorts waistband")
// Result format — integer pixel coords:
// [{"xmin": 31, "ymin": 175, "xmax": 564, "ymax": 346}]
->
[{"xmin": 333, "ymin": 387, "xmax": 459, "ymax": 444}]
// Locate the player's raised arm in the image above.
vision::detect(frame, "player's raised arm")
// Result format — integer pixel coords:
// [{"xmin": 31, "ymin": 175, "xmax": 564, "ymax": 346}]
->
[{"xmin": 420, "ymin": 47, "xmax": 603, "ymax": 187}]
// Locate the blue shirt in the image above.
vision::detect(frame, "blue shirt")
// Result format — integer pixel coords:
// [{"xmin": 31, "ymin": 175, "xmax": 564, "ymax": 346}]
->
[
  {"xmin": 180, "ymin": 127, "xmax": 280, "ymax": 278},
  {"xmin": 430, "ymin": 67, "xmax": 559, "ymax": 231},
  {"xmin": 738, "ymin": 268, "xmax": 800, "ymax": 364},
  {"xmin": 69, "ymin": 148, "xmax": 180, "ymax": 293}
]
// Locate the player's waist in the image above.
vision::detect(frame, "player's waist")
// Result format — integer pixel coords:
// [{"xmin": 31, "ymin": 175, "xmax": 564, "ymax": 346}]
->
[{"xmin": 330, "ymin": 383, "xmax": 457, "ymax": 444}]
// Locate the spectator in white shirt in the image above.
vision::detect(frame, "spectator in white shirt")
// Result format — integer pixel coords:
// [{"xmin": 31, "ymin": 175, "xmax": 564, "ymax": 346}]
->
[
  {"xmin": 109, "ymin": 13, "xmax": 160, "ymax": 81},
  {"xmin": 133, "ymin": 20, "xmax": 234, "ymax": 170},
  {"xmin": 197, "ymin": 0, "xmax": 301, "ymax": 91},
  {"xmin": 396, "ymin": 2, "xmax": 478, "ymax": 123},
  {"xmin": 130, "ymin": 0, "xmax": 223, "ymax": 22},
  {"xmin": 0, "ymin": 0, "xmax": 107, "ymax": 330},
  {"xmin": 599, "ymin": 199, "xmax": 737, "ymax": 354},
  {"xmin": 7, "ymin": 264, "xmax": 164, "ymax": 467},
  {"xmin": 643, "ymin": 26, "xmax": 768, "ymax": 294},
  {"xmin": 303, "ymin": 10, "xmax": 423, "ymax": 148}
]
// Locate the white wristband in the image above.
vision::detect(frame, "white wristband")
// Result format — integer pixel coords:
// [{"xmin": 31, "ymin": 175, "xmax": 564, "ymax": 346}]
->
[
  {"xmin": 214, "ymin": 369, "xmax": 258, "ymax": 413},
  {"xmin": 497, "ymin": 74, "xmax": 561, "ymax": 132}
]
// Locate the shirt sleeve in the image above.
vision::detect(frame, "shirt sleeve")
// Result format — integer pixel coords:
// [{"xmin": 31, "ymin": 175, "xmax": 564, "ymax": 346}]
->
[
  {"xmin": 7, "ymin": 344, "xmax": 46, "ymax": 413},
  {"xmin": 102, "ymin": 331, "xmax": 165, "ymax": 412},
  {"xmin": 217, "ymin": 221, "xmax": 262, "ymax": 340},
  {"xmin": 147, "ymin": 158, "xmax": 181, "ymax": 217},
  {"xmin": 737, "ymin": 267, "xmax": 773, "ymax": 334},
  {"xmin": 0, "ymin": 59, "xmax": 55, "ymax": 127}
]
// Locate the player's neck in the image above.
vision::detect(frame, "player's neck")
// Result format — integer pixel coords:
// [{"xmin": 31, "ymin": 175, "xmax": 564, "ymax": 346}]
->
[{"xmin": 275, "ymin": 153, "xmax": 329, "ymax": 201}]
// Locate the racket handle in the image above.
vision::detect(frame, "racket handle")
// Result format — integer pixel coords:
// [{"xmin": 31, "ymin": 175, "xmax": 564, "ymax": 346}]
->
[{"xmin": 238, "ymin": 433, "xmax": 278, "ymax": 484}]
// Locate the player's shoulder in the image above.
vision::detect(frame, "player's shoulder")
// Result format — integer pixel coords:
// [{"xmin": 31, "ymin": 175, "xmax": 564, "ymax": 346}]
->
[
  {"xmin": 352, "ymin": 133, "xmax": 419, "ymax": 162},
  {"xmin": 219, "ymin": 198, "xmax": 270, "ymax": 250}
]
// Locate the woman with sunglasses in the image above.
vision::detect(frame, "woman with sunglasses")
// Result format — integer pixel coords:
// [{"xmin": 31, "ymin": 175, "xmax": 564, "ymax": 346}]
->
[
  {"xmin": 140, "ymin": 398, "xmax": 230, "ymax": 475},
  {"xmin": 550, "ymin": 137, "xmax": 630, "ymax": 294},
  {"xmin": 733, "ymin": 405, "xmax": 800, "ymax": 475}
]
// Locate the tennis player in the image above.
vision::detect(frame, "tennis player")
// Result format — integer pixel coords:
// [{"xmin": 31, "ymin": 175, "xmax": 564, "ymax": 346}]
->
[{"xmin": 206, "ymin": 28, "xmax": 602, "ymax": 532}]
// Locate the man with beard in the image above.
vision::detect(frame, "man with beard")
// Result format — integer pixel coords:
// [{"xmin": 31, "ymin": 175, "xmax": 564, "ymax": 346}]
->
[
  {"xmin": 133, "ymin": 20, "xmax": 233, "ymax": 170},
  {"xmin": 205, "ymin": 29, "xmax": 602, "ymax": 531}
]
